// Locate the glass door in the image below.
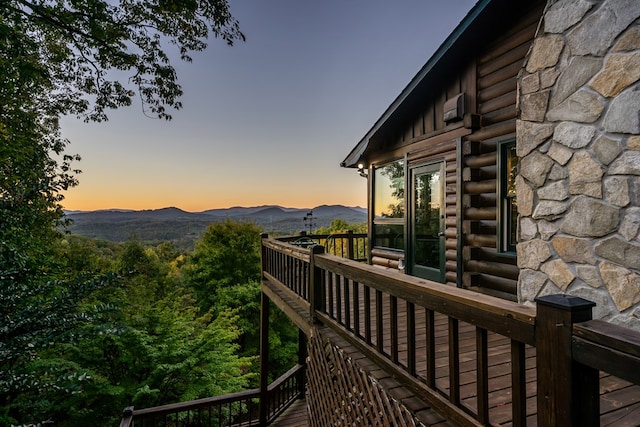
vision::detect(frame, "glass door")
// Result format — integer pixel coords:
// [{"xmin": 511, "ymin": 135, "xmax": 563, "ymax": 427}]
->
[{"xmin": 410, "ymin": 162, "xmax": 445, "ymax": 282}]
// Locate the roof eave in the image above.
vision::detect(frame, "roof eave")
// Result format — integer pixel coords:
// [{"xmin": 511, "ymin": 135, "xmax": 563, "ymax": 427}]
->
[{"xmin": 341, "ymin": 0, "xmax": 493, "ymax": 168}]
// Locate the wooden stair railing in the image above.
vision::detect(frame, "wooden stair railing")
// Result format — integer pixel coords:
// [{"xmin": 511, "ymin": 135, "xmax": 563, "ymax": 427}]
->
[{"xmin": 119, "ymin": 364, "xmax": 304, "ymax": 427}]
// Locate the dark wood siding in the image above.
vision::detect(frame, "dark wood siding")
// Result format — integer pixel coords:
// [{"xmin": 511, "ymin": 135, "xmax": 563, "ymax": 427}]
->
[
  {"xmin": 461, "ymin": 3, "xmax": 544, "ymax": 300},
  {"xmin": 367, "ymin": 1, "xmax": 545, "ymax": 299}
]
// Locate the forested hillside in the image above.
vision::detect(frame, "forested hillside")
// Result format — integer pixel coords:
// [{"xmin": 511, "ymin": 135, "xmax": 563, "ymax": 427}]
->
[
  {"xmin": 66, "ymin": 205, "xmax": 367, "ymax": 249},
  {"xmin": 2, "ymin": 218, "xmax": 364, "ymax": 425}
]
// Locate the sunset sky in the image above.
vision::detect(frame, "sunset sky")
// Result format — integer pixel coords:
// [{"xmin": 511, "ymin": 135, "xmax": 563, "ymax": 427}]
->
[{"xmin": 60, "ymin": 0, "xmax": 478, "ymax": 212}]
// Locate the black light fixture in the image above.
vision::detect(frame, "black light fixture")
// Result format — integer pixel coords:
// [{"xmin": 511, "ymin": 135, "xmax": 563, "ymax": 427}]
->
[{"xmin": 357, "ymin": 162, "xmax": 368, "ymax": 178}]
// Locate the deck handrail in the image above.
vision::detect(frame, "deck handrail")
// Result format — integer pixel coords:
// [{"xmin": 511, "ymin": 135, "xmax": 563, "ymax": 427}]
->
[
  {"xmin": 572, "ymin": 318, "xmax": 640, "ymax": 384},
  {"xmin": 279, "ymin": 231, "xmax": 368, "ymax": 262},
  {"xmin": 261, "ymin": 237, "xmax": 640, "ymax": 426},
  {"xmin": 119, "ymin": 363, "xmax": 304, "ymax": 427}
]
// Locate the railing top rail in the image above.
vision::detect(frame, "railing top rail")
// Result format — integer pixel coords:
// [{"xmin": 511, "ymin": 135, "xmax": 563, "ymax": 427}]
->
[
  {"xmin": 278, "ymin": 232, "xmax": 366, "ymax": 241},
  {"xmin": 267, "ymin": 363, "xmax": 304, "ymax": 392},
  {"xmin": 572, "ymin": 319, "xmax": 640, "ymax": 385},
  {"xmin": 131, "ymin": 388, "xmax": 260, "ymax": 417},
  {"xmin": 315, "ymin": 253, "xmax": 537, "ymax": 345},
  {"xmin": 124, "ymin": 360, "xmax": 305, "ymax": 422},
  {"xmin": 262, "ymin": 237, "xmax": 312, "ymax": 262},
  {"xmin": 574, "ymin": 319, "xmax": 640, "ymax": 357}
]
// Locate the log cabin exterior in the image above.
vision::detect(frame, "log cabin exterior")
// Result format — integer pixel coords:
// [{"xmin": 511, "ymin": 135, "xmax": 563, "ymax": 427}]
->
[
  {"xmin": 341, "ymin": 0, "xmax": 546, "ymax": 301},
  {"xmin": 342, "ymin": 0, "xmax": 640, "ymax": 325},
  {"xmin": 121, "ymin": 0, "xmax": 640, "ymax": 425}
]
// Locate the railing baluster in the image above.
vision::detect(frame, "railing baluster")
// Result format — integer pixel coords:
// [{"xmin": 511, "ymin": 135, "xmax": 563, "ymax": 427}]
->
[
  {"xmin": 336, "ymin": 274, "xmax": 342, "ymax": 324},
  {"xmin": 426, "ymin": 308, "xmax": 436, "ymax": 388},
  {"xmin": 391, "ymin": 295, "xmax": 398, "ymax": 364},
  {"xmin": 407, "ymin": 301, "xmax": 416, "ymax": 376},
  {"xmin": 328, "ymin": 272, "xmax": 334, "ymax": 318},
  {"xmin": 476, "ymin": 327, "xmax": 489, "ymax": 424},
  {"xmin": 376, "ymin": 289, "xmax": 384, "ymax": 353},
  {"xmin": 364, "ymin": 285, "xmax": 371, "ymax": 343},
  {"xmin": 449, "ymin": 317, "xmax": 460, "ymax": 405},
  {"xmin": 344, "ymin": 277, "xmax": 351, "ymax": 329},
  {"xmin": 511, "ymin": 340, "xmax": 526, "ymax": 427},
  {"xmin": 353, "ymin": 281, "xmax": 360, "ymax": 337}
]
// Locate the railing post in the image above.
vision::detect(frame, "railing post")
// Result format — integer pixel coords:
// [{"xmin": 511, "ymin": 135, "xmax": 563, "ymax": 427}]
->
[
  {"xmin": 259, "ymin": 290, "xmax": 270, "ymax": 425},
  {"xmin": 118, "ymin": 406, "xmax": 134, "ymax": 427},
  {"xmin": 259, "ymin": 231, "xmax": 271, "ymax": 424},
  {"xmin": 535, "ymin": 294, "xmax": 598, "ymax": 426},
  {"xmin": 346, "ymin": 230, "xmax": 354, "ymax": 260},
  {"xmin": 309, "ymin": 244, "xmax": 325, "ymax": 324}
]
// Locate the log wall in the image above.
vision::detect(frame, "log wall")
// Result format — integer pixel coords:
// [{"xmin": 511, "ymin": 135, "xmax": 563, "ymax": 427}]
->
[
  {"xmin": 461, "ymin": 4, "xmax": 543, "ymax": 299},
  {"xmin": 368, "ymin": 1, "xmax": 545, "ymax": 299}
]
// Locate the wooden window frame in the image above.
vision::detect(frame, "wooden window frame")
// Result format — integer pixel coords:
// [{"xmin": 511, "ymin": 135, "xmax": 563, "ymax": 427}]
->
[{"xmin": 498, "ymin": 139, "xmax": 518, "ymax": 255}]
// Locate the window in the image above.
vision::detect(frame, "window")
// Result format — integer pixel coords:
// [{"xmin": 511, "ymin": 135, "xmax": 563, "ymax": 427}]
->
[
  {"xmin": 372, "ymin": 159, "xmax": 405, "ymax": 250},
  {"xmin": 499, "ymin": 140, "xmax": 518, "ymax": 253}
]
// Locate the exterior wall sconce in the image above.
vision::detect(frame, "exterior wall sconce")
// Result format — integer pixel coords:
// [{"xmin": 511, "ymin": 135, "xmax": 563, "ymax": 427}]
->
[{"xmin": 357, "ymin": 162, "xmax": 368, "ymax": 178}]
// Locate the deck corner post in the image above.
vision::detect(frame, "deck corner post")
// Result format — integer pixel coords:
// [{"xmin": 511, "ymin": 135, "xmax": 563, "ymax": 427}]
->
[
  {"xmin": 259, "ymin": 291, "xmax": 270, "ymax": 425},
  {"xmin": 309, "ymin": 244, "xmax": 325, "ymax": 324},
  {"xmin": 346, "ymin": 230, "xmax": 354, "ymax": 260},
  {"xmin": 535, "ymin": 294, "xmax": 598, "ymax": 427}
]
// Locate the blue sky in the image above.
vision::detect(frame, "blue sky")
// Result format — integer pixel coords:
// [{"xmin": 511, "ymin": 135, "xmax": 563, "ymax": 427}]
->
[{"xmin": 60, "ymin": 0, "xmax": 478, "ymax": 212}]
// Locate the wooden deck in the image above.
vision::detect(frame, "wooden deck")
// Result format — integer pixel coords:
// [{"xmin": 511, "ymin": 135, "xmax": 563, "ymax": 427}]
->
[
  {"xmin": 270, "ymin": 398, "xmax": 308, "ymax": 427},
  {"xmin": 268, "ymin": 280, "xmax": 640, "ymax": 426}
]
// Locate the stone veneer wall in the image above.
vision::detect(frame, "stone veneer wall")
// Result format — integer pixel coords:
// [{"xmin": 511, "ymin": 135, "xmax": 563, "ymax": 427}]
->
[{"xmin": 516, "ymin": 0, "xmax": 640, "ymax": 328}]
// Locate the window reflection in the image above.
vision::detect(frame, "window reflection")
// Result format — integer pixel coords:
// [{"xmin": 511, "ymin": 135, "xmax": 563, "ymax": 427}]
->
[
  {"xmin": 500, "ymin": 141, "xmax": 518, "ymax": 253},
  {"xmin": 373, "ymin": 159, "xmax": 405, "ymax": 251},
  {"xmin": 374, "ymin": 160, "xmax": 405, "ymax": 219}
]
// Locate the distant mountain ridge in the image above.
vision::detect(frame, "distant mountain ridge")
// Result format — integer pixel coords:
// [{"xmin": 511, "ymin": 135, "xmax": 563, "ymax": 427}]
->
[{"xmin": 65, "ymin": 205, "xmax": 367, "ymax": 249}]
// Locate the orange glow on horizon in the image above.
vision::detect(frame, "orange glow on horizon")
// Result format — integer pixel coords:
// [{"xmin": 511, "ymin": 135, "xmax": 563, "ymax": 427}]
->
[{"xmin": 62, "ymin": 184, "xmax": 367, "ymax": 212}]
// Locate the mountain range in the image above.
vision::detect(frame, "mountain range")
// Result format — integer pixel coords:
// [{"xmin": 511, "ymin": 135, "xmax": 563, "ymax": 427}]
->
[{"xmin": 65, "ymin": 205, "xmax": 367, "ymax": 248}]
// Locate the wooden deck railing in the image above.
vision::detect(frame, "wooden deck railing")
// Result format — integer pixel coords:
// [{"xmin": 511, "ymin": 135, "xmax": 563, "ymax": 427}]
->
[
  {"xmin": 279, "ymin": 230, "xmax": 367, "ymax": 262},
  {"xmin": 119, "ymin": 364, "xmax": 304, "ymax": 427},
  {"xmin": 261, "ymin": 236, "xmax": 640, "ymax": 426}
]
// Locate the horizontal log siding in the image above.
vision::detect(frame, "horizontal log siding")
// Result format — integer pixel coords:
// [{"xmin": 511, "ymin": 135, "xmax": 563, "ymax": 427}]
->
[
  {"xmin": 462, "ymin": 4, "xmax": 542, "ymax": 299},
  {"xmin": 444, "ymin": 151, "xmax": 458, "ymax": 286}
]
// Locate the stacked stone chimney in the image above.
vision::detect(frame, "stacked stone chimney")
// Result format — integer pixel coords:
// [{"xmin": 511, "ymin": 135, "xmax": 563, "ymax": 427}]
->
[{"xmin": 516, "ymin": 0, "xmax": 640, "ymax": 328}]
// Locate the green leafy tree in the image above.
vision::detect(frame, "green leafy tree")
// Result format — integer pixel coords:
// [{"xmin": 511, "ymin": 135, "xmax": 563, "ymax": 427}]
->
[
  {"xmin": 314, "ymin": 218, "xmax": 367, "ymax": 235},
  {"xmin": 3, "ymin": 0, "xmax": 244, "ymax": 121},
  {"xmin": 184, "ymin": 220, "xmax": 262, "ymax": 311},
  {"xmin": 184, "ymin": 220, "xmax": 299, "ymax": 380},
  {"xmin": 6, "ymin": 237, "xmax": 253, "ymax": 426},
  {"xmin": 1, "ymin": 1, "xmax": 243, "ymax": 422}
]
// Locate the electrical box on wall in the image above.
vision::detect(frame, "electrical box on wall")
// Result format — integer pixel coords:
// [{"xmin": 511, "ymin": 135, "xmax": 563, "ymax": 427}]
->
[{"xmin": 443, "ymin": 93, "xmax": 465, "ymax": 123}]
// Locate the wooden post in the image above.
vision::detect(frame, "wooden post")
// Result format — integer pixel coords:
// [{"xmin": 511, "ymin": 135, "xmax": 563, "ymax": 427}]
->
[
  {"xmin": 535, "ymin": 294, "xmax": 598, "ymax": 426},
  {"xmin": 346, "ymin": 230, "xmax": 354, "ymax": 260},
  {"xmin": 259, "ymin": 291, "xmax": 270, "ymax": 425},
  {"xmin": 309, "ymin": 244, "xmax": 325, "ymax": 324},
  {"xmin": 259, "ymin": 235, "xmax": 270, "ymax": 426},
  {"xmin": 260, "ymin": 233, "xmax": 268, "ymax": 277}
]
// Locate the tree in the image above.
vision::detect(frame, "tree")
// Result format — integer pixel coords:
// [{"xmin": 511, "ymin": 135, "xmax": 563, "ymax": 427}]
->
[
  {"xmin": 3, "ymin": 0, "xmax": 244, "ymax": 122},
  {"xmin": 1, "ymin": 1, "xmax": 244, "ymax": 423},
  {"xmin": 184, "ymin": 220, "xmax": 299, "ymax": 380},
  {"xmin": 184, "ymin": 220, "xmax": 262, "ymax": 311}
]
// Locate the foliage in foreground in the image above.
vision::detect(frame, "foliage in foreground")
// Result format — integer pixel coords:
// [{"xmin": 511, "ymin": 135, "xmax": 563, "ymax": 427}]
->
[
  {"xmin": 2, "ymin": 0, "xmax": 247, "ymax": 424},
  {"xmin": 3, "ymin": 233, "xmax": 259, "ymax": 426}
]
